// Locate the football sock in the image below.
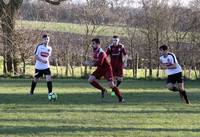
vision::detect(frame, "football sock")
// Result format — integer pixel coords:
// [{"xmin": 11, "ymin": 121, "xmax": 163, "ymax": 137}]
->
[
  {"xmin": 180, "ymin": 90, "xmax": 189, "ymax": 104},
  {"xmin": 112, "ymin": 87, "xmax": 122, "ymax": 98},
  {"xmin": 47, "ymin": 81, "xmax": 52, "ymax": 94},
  {"xmin": 116, "ymin": 80, "xmax": 122, "ymax": 87},
  {"xmin": 30, "ymin": 80, "xmax": 37, "ymax": 94},
  {"xmin": 90, "ymin": 81, "xmax": 105, "ymax": 91}
]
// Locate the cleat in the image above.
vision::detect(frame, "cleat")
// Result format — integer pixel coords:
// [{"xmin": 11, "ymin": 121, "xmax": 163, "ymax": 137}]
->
[
  {"xmin": 179, "ymin": 91, "xmax": 190, "ymax": 104},
  {"xmin": 119, "ymin": 97, "xmax": 125, "ymax": 103}
]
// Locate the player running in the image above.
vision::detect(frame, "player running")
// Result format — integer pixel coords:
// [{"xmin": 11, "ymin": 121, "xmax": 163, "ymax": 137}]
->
[
  {"xmin": 159, "ymin": 44, "xmax": 190, "ymax": 104},
  {"xmin": 29, "ymin": 34, "xmax": 53, "ymax": 95},
  {"xmin": 85, "ymin": 38, "xmax": 125, "ymax": 103},
  {"xmin": 106, "ymin": 36, "xmax": 128, "ymax": 88}
]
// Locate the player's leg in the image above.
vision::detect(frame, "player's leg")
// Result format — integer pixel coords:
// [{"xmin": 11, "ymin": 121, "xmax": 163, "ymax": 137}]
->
[
  {"xmin": 88, "ymin": 74, "xmax": 107, "ymax": 98},
  {"xmin": 116, "ymin": 77, "xmax": 123, "ymax": 87},
  {"xmin": 177, "ymin": 83, "xmax": 189, "ymax": 104},
  {"xmin": 105, "ymin": 68, "xmax": 124, "ymax": 102},
  {"xmin": 108, "ymin": 81, "xmax": 124, "ymax": 102},
  {"xmin": 166, "ymin": 74, "xmax": 179, "ymax": 92},
  {"xmin": 44, "ymin": 68, "xmax": 53, "ymax": 94},
  {"xmin": 115, "ymin": 67, "xmax": 123, "ymax": 87},
  {"xmin": 167, "ymin": 83, "xmax": 179, "ymax": 92},
  {"xmin": 177, "ymin": 73, "xmax": 189, "ymax": 104},
  {"xmin": 29, "ymin": 69, "xmax": 41, "ymax": 95}
]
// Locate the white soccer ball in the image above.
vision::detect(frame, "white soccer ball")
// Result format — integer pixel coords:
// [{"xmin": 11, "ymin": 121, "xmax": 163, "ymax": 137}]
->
[{"xmin": 48, "ymin": 92, "xmax": 57, "ymax": 101}]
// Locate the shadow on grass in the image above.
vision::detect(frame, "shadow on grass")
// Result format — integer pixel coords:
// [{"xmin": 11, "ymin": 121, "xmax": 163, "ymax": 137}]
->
[
  {"xmin": 0, "ymin": 91, "xmax": 199, "ymax": 105},
  {"xmin": 0, "ymin": 91, "xmax": 198, "ymax": 104},
  {"xmin": 0, "ymin": 125, "xmax": 200, "ymax": 135}
]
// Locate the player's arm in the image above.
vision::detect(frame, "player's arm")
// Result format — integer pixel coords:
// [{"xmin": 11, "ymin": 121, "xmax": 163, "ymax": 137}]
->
[
  {"xmin": 159, "ymin": 59, "xmax": 167, "ymax": 69},
  {"xmin": 123, "ymin": 55, "xmax": 128, "ymax": 68},
  {"xmin": 35, "ymin": 55, "xmax": 47, "ymax": 64},
  {"xmin": 166, "ymin": 55, "xmax": 177, "ymax": 69},
  {"xmin": 105, "ymin": 46, "xmax": 111, "ymax": 56},
  {"xmin": 122, "ymin": 46, "xmax": 128, "ymax": 67},
  {"xmin": 83, "ymin": 60, "xmax": 95, "ymax": 67},
  {"xmin": 34, "ymin": 46, "xmax": 47, "ymax": 64},
  {"xmin": 166, "ymin": 62, "xmax": 177, "ymax": 69}
]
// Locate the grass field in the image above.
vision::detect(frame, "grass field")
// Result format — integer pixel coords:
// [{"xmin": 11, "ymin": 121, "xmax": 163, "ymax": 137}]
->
[
  {"xmin": 16, "ymin": 20, "xmax": 191, "ymax": 42},
  {"xmin": 0, "ymin": 79, "xmax": 200, "ymax": 137},
  {"xmin": 16, "ymin": 20, "xmax": 128, "ymax": 36}
]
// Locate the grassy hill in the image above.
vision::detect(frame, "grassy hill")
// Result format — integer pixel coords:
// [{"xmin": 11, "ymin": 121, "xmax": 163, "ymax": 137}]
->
[
  {"xmin": 16, "ymin": 20, "xmax": 129, "ymax": 36},
  {"xmin": 16, "ymin": 20, "xmax": 191, "ymax": 42}
]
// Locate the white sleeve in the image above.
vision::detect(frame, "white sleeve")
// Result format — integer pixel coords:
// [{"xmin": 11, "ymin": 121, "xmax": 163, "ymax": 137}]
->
[
  {"xmin": 49, "ymin": 47, "xmax": 52, "ymax": 56},
  {"xmin": 159, "ymin": 57, "xmax": 163, "ymax": 64},
  {"xmin": 170, "ymin": 54, "xmax": 176, "ymax": 64}
]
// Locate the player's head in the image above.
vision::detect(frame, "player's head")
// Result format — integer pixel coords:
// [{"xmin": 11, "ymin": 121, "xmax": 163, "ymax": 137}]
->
[
  {"xmin": 112, "ymin": 35, "xmax": 120, "ymax": 46},
  {"xmin": 91, "ymin": 38, "xmax": 101, "ymax": 50},
  {"xmin": 42, "ymin": 34, "xmax": 50, "ymax": 45},
  {"xmin": 159, "ymin": 44, "xmax": 168, "ymax": 55}
]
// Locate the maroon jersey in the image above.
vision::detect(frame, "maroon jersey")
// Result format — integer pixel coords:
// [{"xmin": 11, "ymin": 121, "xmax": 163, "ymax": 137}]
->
[
  {"xmin": 93, "ymin": 48, "xmax": 111, "ymax": 69},
  {"xmin": 92, "ymin": 48, "xmax": 113, "ymax": 81},
  {"xmin": 106, "ymin": 44, "xmax": 127, "ymax": 67}
]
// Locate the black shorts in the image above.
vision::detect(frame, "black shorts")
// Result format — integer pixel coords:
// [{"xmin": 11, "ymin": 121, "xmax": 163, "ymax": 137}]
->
[
  {"xmin": 167, "ymin": 72, "xmax": 183, "ymax": 84},
  {"xmin": 34, "ymin": 68, "xmax": 51, "ymax": 78}
]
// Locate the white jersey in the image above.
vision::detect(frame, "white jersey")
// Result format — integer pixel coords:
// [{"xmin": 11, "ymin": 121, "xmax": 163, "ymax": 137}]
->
[
  {"xmin": 160, "ymin": 52, "xmax": 182, "ymax": 75},
  {"xmin": 34, "ymin": 43, "xmax": 52, "ymax": 70}
]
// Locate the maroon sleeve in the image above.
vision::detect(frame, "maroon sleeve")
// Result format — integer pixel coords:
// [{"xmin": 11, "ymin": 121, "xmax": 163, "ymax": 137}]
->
[
  {"xmin": 106, "ymin": 47, "xmax": 111, "ymax": 56},
  {"xmin": 94, "ymin": 52, "xmax": 105, "ymax": 66},
  {"xmin": 122, "ymin": 46, "xmax": 127, "ymax": 56}
]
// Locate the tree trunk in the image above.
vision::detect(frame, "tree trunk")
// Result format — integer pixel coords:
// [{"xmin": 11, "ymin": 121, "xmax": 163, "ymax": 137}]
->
[
  {"xmin": 55, "ymin": 58, "xmax": 59, "ymax": 76},
  {"xmin": 135, "ymin": 52, "xmax": 139, "ymax": 78},
  {"xmin": 1, "ymin": 2, "xmax": 20, "ymax": 74},
  {"xmin": 22, "ymin": 58, "xmax": 26, "ymax": 75},
  {"xmin": 130, "ymin": 44, "xmax": 135, "ymax": 78},
  {"xmin": 1, "ymin": 4, "xmax": 14, "ymax": 74},
  {"xmin": 148, "ymin": 46, "xmax": 153, "ymax": 78}
]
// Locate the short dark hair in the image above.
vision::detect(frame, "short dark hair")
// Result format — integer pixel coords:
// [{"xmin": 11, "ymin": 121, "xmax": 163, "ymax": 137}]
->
[
  {"xmin": 42, "ymin": 34, "xmax": 48, "ymax": 39},
  {"xmin": 113, "ymin": 35, "xmax": 119, "ymax": 38},
  {"xmin": 91, "ymin": 38, "xmax": 100, "ymax": 44},
  {"xmin": 159, "ymin": 44, "xmax": 168, "ymax": 51}
]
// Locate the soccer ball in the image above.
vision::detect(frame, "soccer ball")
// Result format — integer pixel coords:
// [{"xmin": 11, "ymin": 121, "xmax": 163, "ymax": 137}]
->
[{"xmin": 48, "ymin": 92, "xmax": 57, "ymax": 101}]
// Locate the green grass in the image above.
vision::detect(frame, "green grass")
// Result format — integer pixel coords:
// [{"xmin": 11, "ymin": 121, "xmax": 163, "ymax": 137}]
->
[
  {"xmin": 16, "ymin": 20, "xmax": 191, "ymax": 42},
  {"xmin": 16, "ymin": 20, "xmax": 129, "ymax": 36},
  {"xmin": 0, "ymin": 79, "xmax": 200, "ymax": 137}
]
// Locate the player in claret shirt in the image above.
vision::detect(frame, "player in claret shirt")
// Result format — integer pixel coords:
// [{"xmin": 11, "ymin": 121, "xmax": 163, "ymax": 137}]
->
[
  {"xmin": 29, "ymin": 34, "xmax": 53, "ymax": 95},
  {"xmin": 106, "ymin": 36, "xmax": 128, "ymax": 88},
  {"xmin": 85, "ymin": 38, "xmax": 125, "ymax": 103},
  {"xmin": 159, "ymin": 44, "xmax": 190, "ymax": 104}
]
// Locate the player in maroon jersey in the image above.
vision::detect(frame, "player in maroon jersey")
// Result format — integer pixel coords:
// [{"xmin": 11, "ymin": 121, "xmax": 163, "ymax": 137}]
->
[
  {"xmin": 106, "ymin": 36, "xmax": 128, "ymax": 88},
  {"xmin": 84, "ymin": 38, "xmax": 125, "ymax": 103}
]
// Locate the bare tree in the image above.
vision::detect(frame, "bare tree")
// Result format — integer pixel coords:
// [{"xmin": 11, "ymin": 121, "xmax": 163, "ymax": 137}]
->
[
  {"xmin": 74, "ymin": 0, "xmax": 107, "ymax": 76},
  {"xmin": 0, "ymin": 0, "xmax": 68, "ymax": 75}
]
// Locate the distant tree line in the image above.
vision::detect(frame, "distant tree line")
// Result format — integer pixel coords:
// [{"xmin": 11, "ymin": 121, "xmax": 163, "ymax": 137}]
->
[{"xmin": 0, "ymin": 0, "xmax": 200, "ymax": 79}]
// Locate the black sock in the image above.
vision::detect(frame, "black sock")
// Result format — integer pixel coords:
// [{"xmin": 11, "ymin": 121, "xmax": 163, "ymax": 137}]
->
[
  {"xmin": 47, "ymin": 81, "xmax": 52, "ymax": 94},
  {"xmin": 116, "ymin": 80, "xmax": 122, "ymax": 87},
  {"xmin": 181, "ymin": 90, "xmax": 189, "ymax": 104},
  {"xmin": 30, "ymin": 80, "xmax": 37, "ymax": 94}
]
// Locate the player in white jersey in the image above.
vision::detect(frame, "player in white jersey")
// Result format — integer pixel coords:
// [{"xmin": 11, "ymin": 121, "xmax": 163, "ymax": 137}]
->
[
  {"xmin": 29, "ymin": 34, "xmax": 53, "ymax": 95},
  {"xmin": 159, "ymin": 45, "xmax": 189, "ymax": 104}
]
